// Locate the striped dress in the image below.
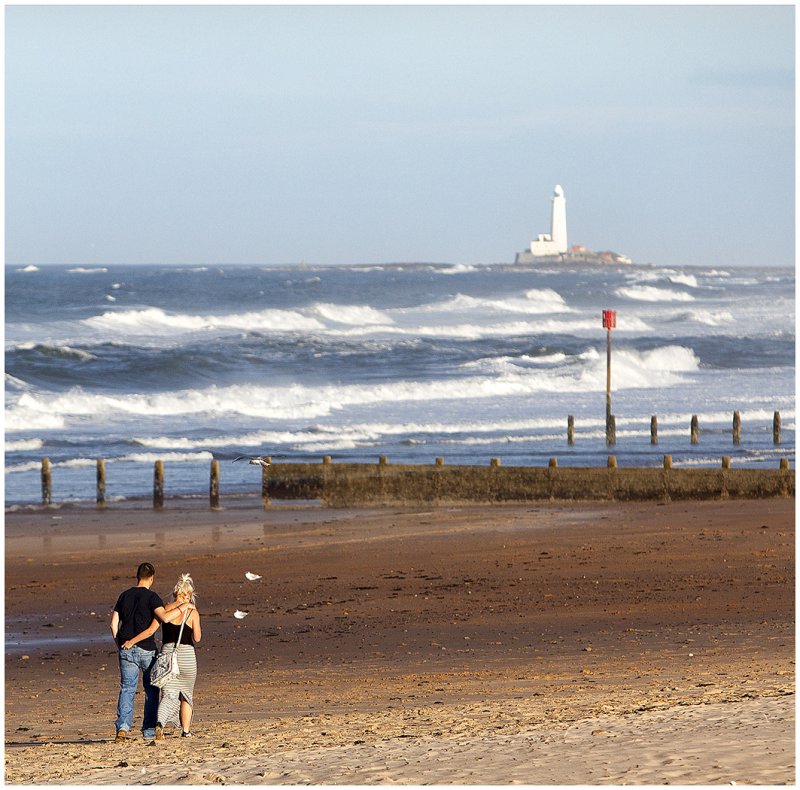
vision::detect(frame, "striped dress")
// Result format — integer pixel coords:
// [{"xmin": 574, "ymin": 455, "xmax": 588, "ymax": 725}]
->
[{"xmin": 156, "ymin": 618, "xmax": 198, "ymax": 729}]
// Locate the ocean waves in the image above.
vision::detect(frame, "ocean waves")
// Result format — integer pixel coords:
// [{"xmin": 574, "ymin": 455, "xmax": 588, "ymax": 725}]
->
[
  {"xmin": 615, "ymin": 284, "xmax": 695, "ymax": 302},
  {"xmin": 4, "ymin": 262, "xmax": 794, "ymax": 502},
  {"xmin": 5, "ymin": 343, "xmax": 703, "ymax": 433}
]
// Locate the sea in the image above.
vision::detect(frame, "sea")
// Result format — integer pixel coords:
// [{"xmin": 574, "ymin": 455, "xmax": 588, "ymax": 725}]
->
[{"xmin": 4, "ymin": 262, "xmax": 795, "ymax": 506}]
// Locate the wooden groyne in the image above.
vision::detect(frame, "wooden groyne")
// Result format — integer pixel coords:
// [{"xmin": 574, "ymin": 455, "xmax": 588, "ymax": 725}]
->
[
  {"xmin": 35, "ymin": 455, "xmax": 795, "ymax": 509},
  {"xmin": 30, "ymin": 410, "xmax": 792, "ymax": 508},
  {"xmin": 268, "ymin": 458, "xmax": 794, "ymax": 507}
]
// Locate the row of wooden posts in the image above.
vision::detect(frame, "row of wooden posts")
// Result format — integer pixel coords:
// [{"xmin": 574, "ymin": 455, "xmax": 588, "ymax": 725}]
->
[
  {"xmin": 595, "ymin": 410, "xmax": 782, "ymax": 446},
  {"xmin": 37, "ymin": 411, "xmax": 789, "ymax": 508}
]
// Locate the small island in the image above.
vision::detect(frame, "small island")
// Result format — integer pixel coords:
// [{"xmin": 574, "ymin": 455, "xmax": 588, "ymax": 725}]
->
[{"xmin": 515, "ymin": 185, "xmax": 632, "ymax": 265}]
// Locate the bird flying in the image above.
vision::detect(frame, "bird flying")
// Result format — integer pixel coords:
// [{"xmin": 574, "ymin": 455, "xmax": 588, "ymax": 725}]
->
[{"xmin": 233, "ymin": 455, "xmax": 271, "ymax": 469}]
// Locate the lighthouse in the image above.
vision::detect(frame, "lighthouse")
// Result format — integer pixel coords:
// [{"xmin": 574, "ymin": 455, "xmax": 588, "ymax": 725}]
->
[
  {"xmin": 515, "ymin": 185, "xmax": 632, "ymax": 265},
  {"xmin": 550, "ymin": 185, "xmax": 568, "ymax": 253},
  {"xmin": 526, "ymin": 185, "xmax": 568, "ymax": 257}
]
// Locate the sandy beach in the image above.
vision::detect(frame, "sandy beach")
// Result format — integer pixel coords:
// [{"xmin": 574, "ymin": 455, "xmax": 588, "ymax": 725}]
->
[{"xmin": 5, "ymin": 498, "xmax": 794, "ymax": 785}]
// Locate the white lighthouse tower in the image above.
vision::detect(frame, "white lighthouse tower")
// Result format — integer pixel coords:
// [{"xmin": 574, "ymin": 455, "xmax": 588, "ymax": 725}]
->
[
  {"xmin": 523, "ymin": 184, "xmax": 568, "ymax": 258},
  {"xmin": 550, "ymin": 184, "xmax": 567, "ymax": 253}
]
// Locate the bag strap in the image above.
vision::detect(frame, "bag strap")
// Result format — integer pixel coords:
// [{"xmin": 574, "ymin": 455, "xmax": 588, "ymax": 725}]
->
[{"xmin": 171, "ymin": 606, "xmax": 190, "ymax": 653}]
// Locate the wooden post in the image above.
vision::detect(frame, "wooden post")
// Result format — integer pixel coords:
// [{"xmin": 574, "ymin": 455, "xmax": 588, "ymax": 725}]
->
[
  {"xmin": 732, "ymin": 411, "xmax": 741, "ymax": 445},
  {"xmin": 720, "ymin": 456, "xmax": 731, "ymax": 499},
  {"xmin": 435, "ymin": 457, "xmax": 444, "ymax": 466},
  {"xmin": 780, "ymin": 458, "xmax": 789, "ymax": 470},
  {"xmin": 567, "ymin": 415, "xmax": 575, "ymax": 446},
  {"xmin": 261, "ymin": 457, "xmax": 271, "ymax": 508},
  {"xmin": 41, "ymin": 457, "xmax": 52, "ymax": 505},
  {"xmin": 663, "ymin": 455, "xmax": 672, "ymax": 469},
  {"xmin": 210, "ymin": 459, "xmax": 220, "ymax": 508},
  {"xmin": 379, "ymin": 456, "xmax": 388, "ymax": 466},
  {"xmin": 690, "ymin": 415, "xmax": 699, "ymax": 444},
  {"xmin": 548, "ymin": 457, "xmax": 558, "ymax": 468},
  {"xmin": 773, "ymin": 411, "xmax": 781, "ymax": 445},
  {"xmin": 321, "ymin": 456, "xmax": 331, "ymax": 506},
  {"xmin": 650, "ymin": 416, "xmax": 658, "ymax": 445},
  {"xmin": 490, "ymin": 457, "xmax": 501, "ymax": 467},
  {"xmin": 96, "ymin": 459, "xmax": 106, "ymax": 509},
  {"xmin": 606, "ymin": 415, "xmax": 616, "ymax": 446},
  {"xmin": 607, "ymin": 455, "xmax": 617, "ymax": 468},
  {"xmin": 153, "ymin": 460, "xmax": 164, "ymax": 509}
]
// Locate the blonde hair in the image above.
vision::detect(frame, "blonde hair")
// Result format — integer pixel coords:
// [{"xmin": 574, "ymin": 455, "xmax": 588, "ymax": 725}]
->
[{"xmin": 173, "ymin": 572, "xmax": 197, "ymax": 604}]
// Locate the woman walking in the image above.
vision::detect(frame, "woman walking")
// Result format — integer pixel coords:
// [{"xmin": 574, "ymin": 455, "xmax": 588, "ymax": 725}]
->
[{"xmin": 155, "ymin": 573, "xmax": 202, "ymax": 739}]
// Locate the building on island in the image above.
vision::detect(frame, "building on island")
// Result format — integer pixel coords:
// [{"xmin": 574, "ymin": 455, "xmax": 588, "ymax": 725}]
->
[{"xmin": 515, "ymin": 185, "xmax": 632, "ymax": 265}]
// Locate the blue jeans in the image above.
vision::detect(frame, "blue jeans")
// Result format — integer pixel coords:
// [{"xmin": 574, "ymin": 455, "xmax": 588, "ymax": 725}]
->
[{"xmin": 116, "ymin": 647, "xmax": 158, "ymax": 738}]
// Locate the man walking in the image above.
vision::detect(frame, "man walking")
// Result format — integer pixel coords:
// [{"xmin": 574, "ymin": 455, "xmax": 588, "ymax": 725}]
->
[{"xmin": 110, "ymin": 562, "xmax": 186, "ymax": 742}]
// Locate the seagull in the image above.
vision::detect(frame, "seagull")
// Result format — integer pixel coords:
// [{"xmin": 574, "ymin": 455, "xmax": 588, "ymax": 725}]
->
[
  {"xmin": 233, "ymin": 610, "xmax": 249, "ymax": 619},
  {"xmin": 232, "ymin": 455, "xmax": 272, "ymax": 469},
  {"xmin": 245, "ymin": 572, "xmax": 262, "ymax": 582}
]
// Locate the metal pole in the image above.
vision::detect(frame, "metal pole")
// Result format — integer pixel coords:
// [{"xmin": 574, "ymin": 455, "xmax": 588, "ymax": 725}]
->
[
  {"xmin": 602, "ymin": 309, "xmax": 616, "ymax": 446},
  {"xmin": 606, "ymin": 326, "xmax": 612, "ymax": 428}
]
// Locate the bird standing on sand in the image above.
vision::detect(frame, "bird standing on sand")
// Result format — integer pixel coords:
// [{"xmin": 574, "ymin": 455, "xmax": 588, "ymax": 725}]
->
[{"xmin": 232, "ymin": 455, "xmax": 271, "ymax": 469}]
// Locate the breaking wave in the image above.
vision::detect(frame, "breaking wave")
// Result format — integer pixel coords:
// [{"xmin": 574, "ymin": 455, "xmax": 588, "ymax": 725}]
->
[
  {"xmin": 615, "ymin": 285, "xmax": 695, "ymax": 302},
  {"xmin": 5, "ymin": 344, "xmax": 700, "ymax": 433}
]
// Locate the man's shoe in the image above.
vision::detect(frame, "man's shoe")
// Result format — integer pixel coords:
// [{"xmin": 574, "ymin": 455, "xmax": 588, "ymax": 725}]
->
[
  {"xmin": 154, "ymin": 724, "xmax": 164, "ymax": 741},
  {"xmin": 181, "ymin": 731, "xmax": 193, "ymax": 738},
  {"xmin": 114, "ymin": 730, "xmax": 128, "ymax": 743}
]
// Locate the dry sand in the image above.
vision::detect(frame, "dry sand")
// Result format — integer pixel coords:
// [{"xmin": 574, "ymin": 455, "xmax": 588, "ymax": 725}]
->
[{"xmin": 5, "ymin": 498, "xmax": 795, "ymax": 785}]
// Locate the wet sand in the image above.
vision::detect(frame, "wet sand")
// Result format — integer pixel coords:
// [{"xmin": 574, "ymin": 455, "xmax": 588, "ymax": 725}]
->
[{"xmin": 5, "ymin": 499, "xmax": 795, "ymax": 784}]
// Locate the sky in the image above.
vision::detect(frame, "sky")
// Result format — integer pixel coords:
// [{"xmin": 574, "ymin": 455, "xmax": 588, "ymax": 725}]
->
[{"xmin": 4, "ymin": 4, "xmax": 795, "ymax": 268}]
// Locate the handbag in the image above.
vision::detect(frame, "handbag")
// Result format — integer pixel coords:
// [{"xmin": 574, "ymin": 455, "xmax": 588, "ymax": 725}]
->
[{"xmin": 150, "ymin": 607, "xmax": 189, "ymax": 689}]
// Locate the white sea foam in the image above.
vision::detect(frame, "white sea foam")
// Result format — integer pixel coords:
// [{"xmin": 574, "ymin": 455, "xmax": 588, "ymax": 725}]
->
[
  {"xmin": 615, "ymin": 285, "xmax": 695, "ymax": 302},
  {"xmin": 5, "ymin": 394, "xmax": 67, "ymax": 431},
  {"xmin": 68, "ymin": 267, "xmax": 108, "ymax": 273},
  {"xmin": 134, "ymin": 416, "xmax": 604, "ymax": 455},
  {"xmin": 573, "ymin": 345, "xmax": 699, "ymax": 390},
  {"xmin": 5, "ymin": 461, "xmax": 42, "ymax": 474},
  {"xmin": 117, "ymin": 451, "xmax": 214, "ymax": 464},
  {"xmin": 53, "ymin": 457, "xmax": 98, "ymax": 468},
  {"xmin": 5, "ymin": 451, "xmax": 213, "ymax": 475},
  {"xmin": 437, "ymin": 264, "xmax": 479, "ymax": 275},
  {"xmin": 330, "ymin": 315, "xmax": 652, "ymax": 340},
  {"xmin": 5, "ymin": 438, "xmax": 44, "ymax": 452},
  {"xmin": 413, "ymin": 288, "xmax": 571, "ymax": 316},
  {"xmin": 310, "ymin": 303, "xmax": 392, "ymax": 325},
  {"xmin": 17, "ymin": 265, "xmax": 39, "ymax": 272},
  {"xmin": 671, "ymin": 309, "xmax": 734, "ymax": 326},
  {"xmin": 5, "ymin": 343, "xmax": 704, "ymax": 434},
  {"xmin": 84, "ymin": 306, "xmax": 325, "ymax": 334},
  {"xmin": 667, "ymin": 273, "xmax": 699, "ymax": 288}
]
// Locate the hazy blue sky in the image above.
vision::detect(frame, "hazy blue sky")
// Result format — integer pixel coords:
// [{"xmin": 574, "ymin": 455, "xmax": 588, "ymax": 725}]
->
[{"xmin": 5, "ymin": 4, "xmax": 795, "ymax": 267}]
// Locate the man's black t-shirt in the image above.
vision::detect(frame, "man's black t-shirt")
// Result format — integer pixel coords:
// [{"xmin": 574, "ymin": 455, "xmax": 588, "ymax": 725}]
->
[{"xmin": 114, "ymin": 587, "xmax": 164, "ymax": 651}]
